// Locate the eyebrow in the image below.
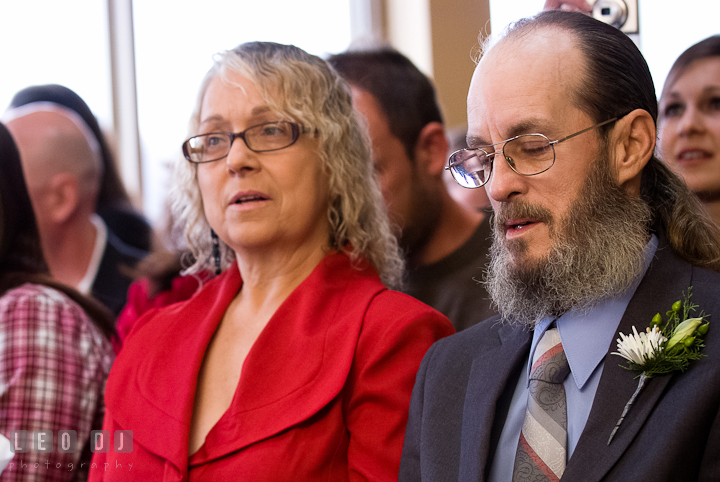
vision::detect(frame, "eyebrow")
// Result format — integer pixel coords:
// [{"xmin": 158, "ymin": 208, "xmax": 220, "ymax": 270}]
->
[
  {"xmin": 702, "ymin": 85, "xmax": 720, "ymax": 95},
  {"xmin": 467, "ymin": 118, "xmax": 556, "ymax": 148},
  {"xmin": 666, "ymin": 84, "xmax": 720, "ymax": 100},
  {"xmin": 251, "ymin": 105, "xmax": 272, "ymax": 115},
  {"xmin": 199, "ymin": 105, "xmax": 273, "ymax": 126}
]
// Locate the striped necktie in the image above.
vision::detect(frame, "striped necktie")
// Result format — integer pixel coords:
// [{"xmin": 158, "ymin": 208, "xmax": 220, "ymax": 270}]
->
[{"xmin": 512, "ymin": 327, "xmax": 571, "ymax": 482}]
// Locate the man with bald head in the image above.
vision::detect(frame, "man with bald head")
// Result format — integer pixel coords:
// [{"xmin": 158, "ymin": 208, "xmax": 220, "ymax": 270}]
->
[
  {"xmin": 400, "ymin": 11, "xmax": 720, "ymax": 481},
  {"xmin": 6, "ymin": 104, "xmax": 145, "ymax": 315}
]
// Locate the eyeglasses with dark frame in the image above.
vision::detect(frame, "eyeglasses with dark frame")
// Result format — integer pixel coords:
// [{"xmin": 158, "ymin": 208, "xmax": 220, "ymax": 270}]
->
[
  {"xmin": 182, "ymin": 121, "xmax": 304, "ymax": 164},
  {"xmin": 445, "ymin": 117, "xmax": 619, "ymax": 189}
]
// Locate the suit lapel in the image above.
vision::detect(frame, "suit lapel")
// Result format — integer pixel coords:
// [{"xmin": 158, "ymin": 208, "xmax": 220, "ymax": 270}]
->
[
  {"xmin": 562, "ymin": 241, "xmax": 692, "ymax": 482},
  {"xmin": 460, "ymin": 322, "xmax": 531, "ymax": 482}
]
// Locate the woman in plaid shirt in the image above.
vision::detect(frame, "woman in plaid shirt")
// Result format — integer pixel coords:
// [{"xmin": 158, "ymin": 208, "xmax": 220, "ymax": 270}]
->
[{"xmin": 0, "ymin": 122, "xmax": 115, "ymax": 481}]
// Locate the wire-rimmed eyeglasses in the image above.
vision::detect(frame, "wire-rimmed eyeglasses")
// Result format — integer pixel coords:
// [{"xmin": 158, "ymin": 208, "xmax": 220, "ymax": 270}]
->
[
  {"xmin": 445, "ymin": 117, "xmax": 619, "ymax": 188},
  {"xmin": 182, "ymin": 121, "xmax": 303, "ymax": 164}
]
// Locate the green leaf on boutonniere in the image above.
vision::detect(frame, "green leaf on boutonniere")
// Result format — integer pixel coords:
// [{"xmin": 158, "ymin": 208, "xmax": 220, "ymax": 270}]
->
[{"xmin": 607, "ymin": 287, "xmax": 710, "ymax": 444}]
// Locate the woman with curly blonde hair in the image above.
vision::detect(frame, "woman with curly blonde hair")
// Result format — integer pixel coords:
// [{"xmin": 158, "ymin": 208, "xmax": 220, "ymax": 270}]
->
[{"xmin": 92, "ymin": 41, "xmax": 453, "ymax": 481}]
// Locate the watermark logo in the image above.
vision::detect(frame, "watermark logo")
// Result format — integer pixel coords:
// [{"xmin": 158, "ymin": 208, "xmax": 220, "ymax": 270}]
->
[{"xmin": 8, "ymin": 430, "xmax": 132, "ymax": 454}]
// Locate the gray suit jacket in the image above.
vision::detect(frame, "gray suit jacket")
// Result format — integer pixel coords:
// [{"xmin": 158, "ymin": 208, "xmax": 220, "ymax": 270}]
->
[{"xmin": 400, "ymin": 239, "xmax": 720, "ymax": 481}]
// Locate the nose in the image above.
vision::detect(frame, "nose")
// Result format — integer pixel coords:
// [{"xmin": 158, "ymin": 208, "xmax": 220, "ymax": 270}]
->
[
  {"xmin": 678, "ymin": 105, "xmax": 706, "ymax": 137},
  {"xmin": 484, "ymin": 150, "xmax": 526, "ymax": 203},
  {"xmin": 225, "ymin": 137, "xmax": 259, "ymax": 176}
]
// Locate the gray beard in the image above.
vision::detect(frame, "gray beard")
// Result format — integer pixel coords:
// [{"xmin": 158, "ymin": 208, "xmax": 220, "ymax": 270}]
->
[{"xmin": 484, "ymin": 153, "xmax": 653, "ymax": 328}]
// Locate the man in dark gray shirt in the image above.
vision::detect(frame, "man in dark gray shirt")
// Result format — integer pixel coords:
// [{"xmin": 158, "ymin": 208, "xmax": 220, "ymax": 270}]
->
[{"xmin": 329, "ymin": 49, "xmax": 495, "ymax": 330}]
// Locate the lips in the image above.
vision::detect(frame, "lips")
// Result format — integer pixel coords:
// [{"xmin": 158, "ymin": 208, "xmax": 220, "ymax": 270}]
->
[
  {"xmin": 676, "ymin": 148, "xmax": 713, "ymax": 162},
  {"xmin": 494, "ymin": 201, "xmax": 554, "ymax": 240},
  {"xmin": 505, "ymin": 219, "xmax": 535, "ymax": 230},
  {"xmin": 504, "ymin": 219, "xmax": 540, "ymax": 238},
  {"xmin": 229, "ymin": 191, "xmax": 270, "ymax": 206}
]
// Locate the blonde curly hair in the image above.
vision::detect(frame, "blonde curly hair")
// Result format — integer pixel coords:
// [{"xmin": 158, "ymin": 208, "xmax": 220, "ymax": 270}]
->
[{"xmin": 170, "ymin": 41, "xmax": 404, "ymax": 288}]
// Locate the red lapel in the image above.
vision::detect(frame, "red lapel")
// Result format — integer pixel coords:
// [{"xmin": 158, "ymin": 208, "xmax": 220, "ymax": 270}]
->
[
  {"xmin": 106, "ymin": 252, "xmax": 386, "ymax": 473},
  {"xmin": 106, "ymin": 264, "xmax": 241, "ymax": 478}
]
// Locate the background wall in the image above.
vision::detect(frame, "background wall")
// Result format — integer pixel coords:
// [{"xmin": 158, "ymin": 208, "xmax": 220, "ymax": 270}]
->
[
  {"xmin": 489, "ymin": 0, "xmax": 720, "ymax": 95},
  {"xmin": 428, "ymin": 0, "xmax": 492, "ymax": 129}
]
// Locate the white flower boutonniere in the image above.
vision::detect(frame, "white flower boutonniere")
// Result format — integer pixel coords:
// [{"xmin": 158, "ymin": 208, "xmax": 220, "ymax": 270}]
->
[{"xmin": 608, "ymin": 288, "xmax": 710, "ymax": 445}]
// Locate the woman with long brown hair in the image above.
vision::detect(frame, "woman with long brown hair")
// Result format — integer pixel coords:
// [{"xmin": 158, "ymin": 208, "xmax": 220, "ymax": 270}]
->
[{"xmin": 659, "ymin": 36, "xmax": 720, "ymax": 230}]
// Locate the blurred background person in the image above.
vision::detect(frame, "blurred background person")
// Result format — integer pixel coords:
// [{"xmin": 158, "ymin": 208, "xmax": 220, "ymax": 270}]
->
[
  {"xmin": 659, "ymin": 35, "xmax": 720, "ymax": 230},
  {"xmin": 0, "ymin": 122, "xmax": 114, "ymax": 482},
  {"xmin": 91, "ymin": 42, "xmax": 453, "ymax": 481},
  {"xmin": 8, "ymin": 85, "xmax": 153, "ymax": 253},
  {"xmin": 112, "ymin": 247, "xmax": 205, "ymax": 352},
  {"xmin": 5, "ymin": 104, "xmax": 147, "ymax": 317},
  {"xmin": 329, "ymin": 48, "xmax": 495, "ymax": 331},
  {"xmin": 111, "ymin": 213, "xmax": 209, "ymax": 353}
]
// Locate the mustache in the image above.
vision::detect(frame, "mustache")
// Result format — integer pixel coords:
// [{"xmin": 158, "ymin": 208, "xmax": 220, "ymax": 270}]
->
[{"xmin": 493, "ymin": 200, "xmax": 555, "ymax": 229}]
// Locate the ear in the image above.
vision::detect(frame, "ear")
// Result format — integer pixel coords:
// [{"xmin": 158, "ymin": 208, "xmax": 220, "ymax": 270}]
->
[
  {"xmin": 47, "ymin": 173, "xmax": 80, "ymax": 224},
  {"xmin": 609, "ymin": 109, "xmax": 656, "ymax": 195},
  {"xmin": 413, "ymin": 122, "xmax": 450, "ymax": 177}
]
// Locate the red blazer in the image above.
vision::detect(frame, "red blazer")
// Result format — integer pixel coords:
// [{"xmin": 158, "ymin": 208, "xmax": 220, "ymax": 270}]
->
[{"xmin": 89, "ymin": 252, "xmax": 454, "ymax": 481}]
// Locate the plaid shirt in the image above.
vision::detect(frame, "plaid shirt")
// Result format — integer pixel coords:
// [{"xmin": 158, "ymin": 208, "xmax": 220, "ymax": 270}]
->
[{"xmin": 0, "ymin": 284, "xmax": 114, "ymax": 482}]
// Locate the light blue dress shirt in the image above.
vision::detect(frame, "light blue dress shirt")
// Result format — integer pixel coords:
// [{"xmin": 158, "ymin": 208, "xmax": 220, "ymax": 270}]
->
[{"xmin": 488, "ymin": 235, "xmax": 658, "ymax": 482}]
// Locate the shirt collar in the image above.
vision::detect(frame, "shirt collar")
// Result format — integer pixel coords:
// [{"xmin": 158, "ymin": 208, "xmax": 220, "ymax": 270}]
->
[
  {"xmin": 529, "ymin": 234, "xmax": 658, "ymax": 390},
  {"xmin": 77, "ymin": 214, "xmax": 108, "ymax": 294}
]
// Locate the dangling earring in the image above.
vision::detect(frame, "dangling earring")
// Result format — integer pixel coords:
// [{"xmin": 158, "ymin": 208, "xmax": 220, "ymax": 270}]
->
[{"xmin": 211, "ymin": 230, "xmax": 221, "ymax": 275}]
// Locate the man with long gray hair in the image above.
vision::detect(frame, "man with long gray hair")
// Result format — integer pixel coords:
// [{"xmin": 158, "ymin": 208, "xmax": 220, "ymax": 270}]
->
[{"xmin": 400, "ymin": 10, "xmax": 720, "ymax": 481}]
